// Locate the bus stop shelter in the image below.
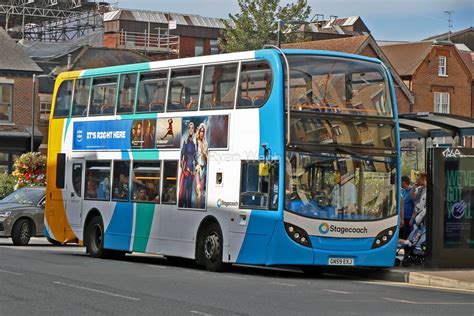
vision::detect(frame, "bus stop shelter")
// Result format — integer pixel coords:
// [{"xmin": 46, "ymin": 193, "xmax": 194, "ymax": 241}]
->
[{"xmin": 398, "ymin": 112, "xmax": 474, "ymax": 268}]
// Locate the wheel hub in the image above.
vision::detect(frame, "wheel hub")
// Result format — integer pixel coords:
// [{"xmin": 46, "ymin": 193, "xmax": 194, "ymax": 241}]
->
[
  {"xmin": 92, "ymin": 223, "xmax": 103, "ymax": 251},
  {"xmin": 204, "ymin": 232, "xmax": 220, "ymax": 260},
  {"xmin": 20, "ymin": 222, "xmax": 31, "ymax": 243}
]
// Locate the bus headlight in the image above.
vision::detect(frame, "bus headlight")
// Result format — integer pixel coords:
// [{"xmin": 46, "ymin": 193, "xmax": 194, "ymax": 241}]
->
[
  {"xmin": 284, "ymin": 222, "xmax": 312, "ymax": 248},
  {"xmin": 372, "ymin": 226, "xmax": 397, "ymax": 249}
]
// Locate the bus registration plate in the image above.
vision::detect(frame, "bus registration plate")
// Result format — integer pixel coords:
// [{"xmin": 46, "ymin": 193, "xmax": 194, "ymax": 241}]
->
[{"xmin": 328, "ymin": 258, "xmax": 354, "ymax": 266}]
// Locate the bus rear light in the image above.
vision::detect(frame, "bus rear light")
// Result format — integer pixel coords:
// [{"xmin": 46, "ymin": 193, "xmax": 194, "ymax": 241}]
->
[
  {"xmin": 284, "ymin": 222, "xmax": 312, "ymax": 248},
  {"xmin": 372, "ymin": 226, "xmax": 397, "ymax": 249}
]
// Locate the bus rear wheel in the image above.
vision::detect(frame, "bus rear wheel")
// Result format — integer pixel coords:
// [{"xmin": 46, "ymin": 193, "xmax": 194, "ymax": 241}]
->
[{"xmin": 198, "ymin": 222, "xmax": 230, "ymax": 272}]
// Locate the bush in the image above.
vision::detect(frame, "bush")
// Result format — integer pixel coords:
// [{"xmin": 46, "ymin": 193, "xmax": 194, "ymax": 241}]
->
[
  {"xmin": 12, "ymin": 152, "xmax": 47, "ymax": 189},
  {"xmin": 0, "ymin": 173, "xmax": 16, "ymax": 199}
]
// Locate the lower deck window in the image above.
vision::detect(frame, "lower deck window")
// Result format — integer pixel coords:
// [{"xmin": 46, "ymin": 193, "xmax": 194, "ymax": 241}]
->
[
  {"xmin": 133, "ymin": 161, "xmax": 161, "ymax": 203},
  {"xmin": 85, "ymin": 161, "xmax": 111, "ymax": 200},
  {"xmin": 240, "ymin": 160, "xmax": 279, "ymax": 209}
]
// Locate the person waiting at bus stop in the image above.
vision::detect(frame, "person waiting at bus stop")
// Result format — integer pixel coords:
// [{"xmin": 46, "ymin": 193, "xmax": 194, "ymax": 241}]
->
[
  {"xmin": 410, "ymin": 173, "xmax": 427, "ymax": 227},
  {"xmin": 330, "ymin": 170, "xmax": 357, "ymax": 217},
  {"xmin": 400, "ymin": 175, "xmax": 414, "ymax": 239}
]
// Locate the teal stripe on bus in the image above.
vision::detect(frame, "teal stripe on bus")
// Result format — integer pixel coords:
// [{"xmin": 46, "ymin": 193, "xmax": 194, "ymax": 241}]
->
[
  {"xmin": 133, "ymin": 203, "xmax": 156, "ymax": 252},
  {"xmin": 81, "ymin": 62, "xmax": 152, "ymax": 77}
]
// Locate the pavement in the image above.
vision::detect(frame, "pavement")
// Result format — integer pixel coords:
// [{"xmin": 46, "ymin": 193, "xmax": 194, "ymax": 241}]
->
[{"xmin": 361, "ymin": 267, "xmax": 474, "ymax": 292}]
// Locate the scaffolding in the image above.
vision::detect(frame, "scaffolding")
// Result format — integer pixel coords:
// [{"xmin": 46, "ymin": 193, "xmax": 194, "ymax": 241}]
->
[{"xmin": 0, "ymin": 0, "xmax": 114, "ymax": 41}]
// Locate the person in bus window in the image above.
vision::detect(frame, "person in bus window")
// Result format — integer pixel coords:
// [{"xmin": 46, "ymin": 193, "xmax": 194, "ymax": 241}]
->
[
  {"xmin": 86, "ymin": 177, "xmax": 97, "ymax": 199},
  {"xmin": 179, "ymin": 122, "xmax": 195, "ymax": 208},
  {"xmin": 113, "ymin": 171, "xmax": 129, "ymax": 200},
  {"xmin": 136, "ymin": 188, "xmax": 148, "ymax": 201},
  {"xmin": 195, "ymin": 122, "xmax": 208, "ymax": 209}
]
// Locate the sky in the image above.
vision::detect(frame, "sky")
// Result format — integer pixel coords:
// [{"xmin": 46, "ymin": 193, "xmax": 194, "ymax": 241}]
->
[{"xmin": 117, "ymin": 0, "xmax": 473, "ymax": 41}]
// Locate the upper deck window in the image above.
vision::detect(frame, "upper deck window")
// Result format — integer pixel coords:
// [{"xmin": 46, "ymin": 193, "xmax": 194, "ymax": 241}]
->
[
  {"xmin": 117, "ymin": 74, "xmax": 137, "ymax": 114},
  {"xmin": 89, "ymin": 76, "xmax": 118, "ymax": 116},
  {"xmin": 237, "ymin": 62, "xmax": 272, "ymax": 108},
  {"xmin": 167, "ymin": 67, "xmax": 201, "ymax": 112},
  {"xmin": 53, "ymin": 80, "xmax": 73, "ymax": 118},
  {"xmin": 71, "ymin": 79, "xmax": 90, "ymax": 117},
  {"xmin": 136, "ymin": 71, "xmax": 168, "ymax": 113},
  {"xmin": 286, "ymin": 55, "xmax": 393, "ymax": 117},
  {"xmin": 201, "ymin": 63, "xmax": 238, "ymax": 110}
]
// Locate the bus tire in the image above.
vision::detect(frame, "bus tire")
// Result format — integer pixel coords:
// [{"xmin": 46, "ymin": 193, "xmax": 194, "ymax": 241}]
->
[
  {"xmin": 198, "ymin": 222, "xmax": 230, "ymax": 272},
  {"xmin": 11, "ymin": 218, "xmax": 34, "ymax": 246},
  {"xmin": 85, "ymin": 216, "xmax": 108, "ymax": 258}
]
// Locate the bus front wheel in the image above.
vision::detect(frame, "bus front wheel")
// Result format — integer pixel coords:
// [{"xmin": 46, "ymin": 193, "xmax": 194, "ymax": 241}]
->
[
  {"xmin": 85, "ymin": 216, "xmax": 108, "ymax": 258},
  {"xmin": 198, "ymin": 222, "xmax": 230, "ymax": 272}
]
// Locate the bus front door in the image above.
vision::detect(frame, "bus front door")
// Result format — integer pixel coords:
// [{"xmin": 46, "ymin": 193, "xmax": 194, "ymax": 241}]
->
[{"xmin": 65, "ymin": 159, "xmax": 84, "ymax": 230}]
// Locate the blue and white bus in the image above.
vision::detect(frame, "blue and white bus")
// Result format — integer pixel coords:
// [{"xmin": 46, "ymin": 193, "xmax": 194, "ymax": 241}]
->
[{"xmin": 45, "ymin": 48, "xmax": 400, "ymax": 272}]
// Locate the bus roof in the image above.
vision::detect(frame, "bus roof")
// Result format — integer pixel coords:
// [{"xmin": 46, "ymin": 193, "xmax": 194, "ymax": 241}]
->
[{"xmin": 55, "ymin": 48, "xmax": 383, "ymax": 81}]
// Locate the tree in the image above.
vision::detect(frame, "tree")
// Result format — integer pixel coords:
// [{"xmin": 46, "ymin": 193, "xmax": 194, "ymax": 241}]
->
[
  {"xmin": 219, "ymin": 0, "xmax": 311, "ymax": 52},
  {"xmin": 12, "ymin": 152, "xmax": 47, "ymax": 189}
]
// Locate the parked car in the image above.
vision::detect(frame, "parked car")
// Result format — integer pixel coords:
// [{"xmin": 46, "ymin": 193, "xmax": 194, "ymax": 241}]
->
[{"xmin": 0, "ymin": 187, "xmax": 46, "ymax": 245}]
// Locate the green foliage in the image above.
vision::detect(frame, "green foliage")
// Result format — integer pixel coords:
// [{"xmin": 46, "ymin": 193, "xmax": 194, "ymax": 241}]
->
[
  {"xmin": 219, "ymin": 0, "xmax": 311, "ymax": 52},
  {"xmin": 0, "ymin": 173, "xmax": 16, "ymax": 199},
  {"xmin": 12, "ymin": 152, "xmax": 47, "ymax": 189}
]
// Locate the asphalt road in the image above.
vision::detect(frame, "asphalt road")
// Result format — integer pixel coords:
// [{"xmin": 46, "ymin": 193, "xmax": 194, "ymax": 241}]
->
[{"xmin": 1, "ymin": 238, "xmax": 473, "ymax": 316}]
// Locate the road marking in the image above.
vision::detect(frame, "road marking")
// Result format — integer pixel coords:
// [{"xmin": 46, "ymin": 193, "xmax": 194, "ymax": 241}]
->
[
  {"xmin": 0, "ymin": 269, "xmax": 23, "ymax": 276},
  {"xmin": 53, "ymin": 281, "xmax": 141, "ymax": 301},
  {"xmin": 270, "ymin": 282, "xmax": 297, "ymax": 287},
  {"xmin": 360, "ymin": 280, "xmax": 474, "ymax": 294},
  {"xmin": 146, "ymin": 264, "xmax": 167, "ymax": 269},
  {"xmin": 190, "ymin": 310, "xmax": 212, "ymax": 316},
  {"xmin": 323, "ymin": 289, "xmax": 351, "ymax": 294},
  {"xmin": 222, "ymin": 275, "xmax": 246, "ymax": 280},
  {"xmin": 382, "ymin": 297, "xmax": 474, "ymax": 305}
]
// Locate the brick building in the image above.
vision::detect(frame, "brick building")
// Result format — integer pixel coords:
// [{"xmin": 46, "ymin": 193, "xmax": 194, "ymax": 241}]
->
[
  {"xmin": 102, "ymin": 9, "xmax": 224, "ymax": 59},
  {"xmin": 424, "ymin": 27, "xmax": 474, "ymax": 51},
  {"xmin": 0, "ymin": 28, "xmax": 42, "ymax": 173},
  {"xmin": 380, "ymin": 41, "xmax": 473, "ymax": 118},
  {"xmin": 283, "ymin": 35, "xmax": 414, "ymax": 114}
]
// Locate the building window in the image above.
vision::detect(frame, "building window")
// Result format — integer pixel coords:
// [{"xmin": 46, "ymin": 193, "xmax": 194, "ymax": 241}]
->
[
  {"xmin": 434, "ymin": 92, "xmax": 450, "ymax": 113},
  {"xmin": 210, "ymin": 39, "xmax": 219, "ymax": 55},
  {"xmin": 438, "ymin": 56, "xmax": 447, "ymax": 76},
  {"xmin": 40, "ymin": 102, "xmax": 51, "ymax": 114},
  {"xmin": 0, "ymin": 83, "xmax": 13, "ymax": 122},
  {"xmin": 195, "ymin": 38, "xmax": 204, "ymax": 57}
]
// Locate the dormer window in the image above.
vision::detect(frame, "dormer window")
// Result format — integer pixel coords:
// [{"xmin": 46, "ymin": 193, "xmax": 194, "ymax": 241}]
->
[{"xmin": 438, "ymin": 56, "xmax": 447, "ymax": 76}]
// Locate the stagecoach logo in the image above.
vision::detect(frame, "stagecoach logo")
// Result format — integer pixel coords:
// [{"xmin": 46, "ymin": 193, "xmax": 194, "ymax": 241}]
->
[
  {"xmin": 443, "ymin": 148, "xmax": 461, "ymax": 158},
  {"xmin": 76, "ymin": 130, "xmax": 83, "ymax": 143},
  {"xmin": 319, "ymin": 223, "xmax": 330, "ymax": 234},
  {"xmin": 217, "ymin": 199, "xmax": 238, "ymax": 208}
]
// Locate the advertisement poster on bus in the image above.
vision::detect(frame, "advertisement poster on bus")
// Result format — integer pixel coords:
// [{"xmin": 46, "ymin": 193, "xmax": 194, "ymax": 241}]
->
[
  {"xmin": 156, "ymin": 118, "xmax": 182, "ymax": 149},
  {"xmin": 131, "ymin": 119, "xmax": 156, "ymax": 149},
  {"xmin": 177, "ymin": 115, "xmax": 229, "ymax": 209}
]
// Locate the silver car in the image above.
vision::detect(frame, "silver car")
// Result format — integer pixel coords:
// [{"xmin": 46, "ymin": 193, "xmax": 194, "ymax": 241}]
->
[{"xmin": 0, "ymin": 187, "xmax": 46, "ymax": 246}]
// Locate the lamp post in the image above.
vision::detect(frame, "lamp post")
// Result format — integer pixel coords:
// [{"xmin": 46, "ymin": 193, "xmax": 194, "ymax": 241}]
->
[
  {"xmin": 276, "ymin": 19, "xmax": 310, "ymax": 47},
  {"xmin": 31, "ymin": 73, "xmax": 54, "ymax": 152}
]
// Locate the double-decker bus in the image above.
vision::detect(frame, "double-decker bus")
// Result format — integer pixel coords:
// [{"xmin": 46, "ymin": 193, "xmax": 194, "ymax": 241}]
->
[{"xmin": 45, "ymin": 48, "xmax": 400, "ymax": 272}]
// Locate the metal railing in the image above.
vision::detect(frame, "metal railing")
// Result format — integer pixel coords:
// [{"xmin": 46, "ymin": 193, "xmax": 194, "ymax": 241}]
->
[{"xmin": 114, "ymin": 29, "xmax": 180, "ymax": 55}]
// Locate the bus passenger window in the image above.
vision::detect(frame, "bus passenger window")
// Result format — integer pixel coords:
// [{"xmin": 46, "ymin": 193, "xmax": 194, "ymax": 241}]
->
[
  {"xmin": 239, "ymin": 161, "xmax": 279, "ymax": 209},
  {"xmin": 71, "ymin": 79, "xmax": 90, "ymax": 117},
  {"xmin": 237, "ymin": 62, "xmax": 272, "ymax": 108},
  {"xmin": 201, "ymin": 63, "xmax": 238, "ymax": 110},
  {"xmin": 132, "ymin": 161, "xmax": 161, "ymax": 203},
  {"xmin": 89, "ymin": 77, "xmax": 117, "ymax": 116},
  {"xmin": 56, "ymin": 153, "xmax": 66, "ymax": 189},
  {"xmin": 53, "ymin": 81, "xmax": 73, "ymax": 118},
  {"xmin": 136, "ymin": 71, "xmax": 168, "ymax": 113},
  {"xmin": 161, "ymin": 160, "xmax": 178, "ymax": 204},
  {"xmin": 84, "ymin": 161, "xmax": 111, "ymax": 201},
  {"xmin": 117, "ymin": 74, "xmax": 137, "ymax": 114},
  {"xmin": 112, "ymin": 161, "xmax": 130, "ymax": 202},
  {"xmin": 167, "ymin": 67, "xmax": 201, "ymax": 112},
  {"xmin": 72, "ymin": 163, "xmax": 82, "ymax": 197}
]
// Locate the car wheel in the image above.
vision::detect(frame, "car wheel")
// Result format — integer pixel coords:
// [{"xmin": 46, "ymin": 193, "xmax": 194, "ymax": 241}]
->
[
  {"xmin": 85, "ymin": 216, "xmax": 108, "ymax": 258},
  {"xmin": 198, "ymin": 222, "xmax": 230, "ymax": 272},
  {"xmin": 12, "ymin": 219, "xmax": 33, "ymax": 246}
]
